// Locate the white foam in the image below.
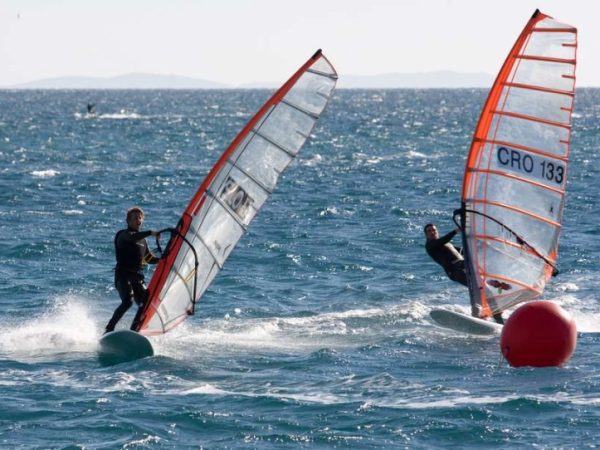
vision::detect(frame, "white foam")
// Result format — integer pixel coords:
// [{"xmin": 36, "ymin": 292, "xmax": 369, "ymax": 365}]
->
[
  {"xmin": 572, "ymin": 310, "xmax": 600, "ymax": 333},
  {"xmin": 150, "ymin": 301, "xmax": 430, "ymax": 359},
  {"xmin": 406, "ymin": 150, "xmax": 427, "ymax": 159},
  {"xmin": 98, "ymin": 110, "xmax": 142, "ymax": 120},
  {"xmin": 181, "ymin": 383, "xmax": 228, "ymax": 395},
  {"xmin": 301, "ymin": 153, "xmax": 323, "ymax": 167},
  {"xmin": 318, "ymin": 207, "xmax": 338, "ymax": 216},
  {"xmin": 31, "ymin": 169, "xmax": 59, "ymax": 178},
  {"xmin": 0, "ymin": 294, "xmax": 99, "ymax": 360}
]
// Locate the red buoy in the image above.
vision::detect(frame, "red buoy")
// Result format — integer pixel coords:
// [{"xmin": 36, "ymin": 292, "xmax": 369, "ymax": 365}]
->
[{"xmin": 500, "ymin": 301, "xmax": 577, "ymax": 367}]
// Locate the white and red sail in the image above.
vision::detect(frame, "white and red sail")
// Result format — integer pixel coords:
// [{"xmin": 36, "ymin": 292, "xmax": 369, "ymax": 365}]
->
[
  {"xmin": 459, "ymin": 10, "xmax": 577, "ymax": 317},
  {"xmin": 135, "ymin": 50, "xmax": 337, "ymax": 335}
]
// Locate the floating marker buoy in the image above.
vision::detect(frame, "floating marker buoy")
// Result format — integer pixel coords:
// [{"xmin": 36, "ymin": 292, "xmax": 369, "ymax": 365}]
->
[{"xmin": 500, "ymin": 301, "xmax": 577, "ymax": 367}]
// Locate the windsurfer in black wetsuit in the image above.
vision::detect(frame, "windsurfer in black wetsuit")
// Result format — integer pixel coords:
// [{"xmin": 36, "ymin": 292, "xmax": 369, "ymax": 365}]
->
[
  {"xmin": 104, "ymin": 207, "xmax": 160, "ymax": 333},
  {"xmin": 424, "ymin": 223, "xmax": 504, "ymax": 324},
  {"xmin": 424, "ymin": 223, "xmax": 468, "ymax": 287}
]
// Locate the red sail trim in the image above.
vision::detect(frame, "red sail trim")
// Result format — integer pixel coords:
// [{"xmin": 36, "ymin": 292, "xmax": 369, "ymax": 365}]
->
[
  {"xmin": 467, "ymin": 168, "xmax": 566, "ymax": 194},
  {"xmin": 136, "ymin": 50, "xmax": 329, "ymax": 334},
  {"xmin": 491, "ymin": 109, "xmax": 571, "ymax": 129},
  {"xmin": 470, "ymin": 199, "xmax": 562, "ymax": 227},
  {"xmin": 514, "ymin": 54, "xmax": 576, "ymax": 65},
  {"xmin": 501, "ymin": 81, "xmax": 574, "ymax": 97},
  {"xmin": 473, "ymin": 137, "xmax": 569, "ymax": 161},
  {"xmin": 531, "ymin": 27, "xmax": 577, "ymax": 32}
]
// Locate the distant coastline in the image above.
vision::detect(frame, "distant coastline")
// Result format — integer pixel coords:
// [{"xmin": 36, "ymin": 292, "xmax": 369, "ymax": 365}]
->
[{"xmin": 3, "ymin": 71, "xmax": 496, "ymax": 89}]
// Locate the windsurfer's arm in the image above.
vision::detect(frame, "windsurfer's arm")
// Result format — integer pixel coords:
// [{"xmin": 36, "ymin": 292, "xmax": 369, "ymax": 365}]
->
[
  {"xmin": 117, "ymin": 230, "xmax": 153, "ymax": 243},
  {"xmin": 429, "ymin": 229, "xmax": 458, "ymax": 248},
  {"xmin": 116, "ymin": 230, "xmax": 153, "ymax": 248}
]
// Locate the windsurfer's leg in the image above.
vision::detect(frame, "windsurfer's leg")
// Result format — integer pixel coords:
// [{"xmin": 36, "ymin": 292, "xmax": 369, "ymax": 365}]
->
[
  {"xmin": 130, "ymin": 279, "xmax": 149, "ymax": 331},
  {"xmin": 448, "ymin": 267, "xmax": 468, "ymax": 287},
  {"xmin": 493, "ymin": 313, "xmax": 504, "ymax": 324},
  {"xmin": 448, "ymin": 262, "xmax": 479, "ymax": 316},
  {"xmin": 105, "ymin": 278, "xmax": 133, "ymax": 332}
]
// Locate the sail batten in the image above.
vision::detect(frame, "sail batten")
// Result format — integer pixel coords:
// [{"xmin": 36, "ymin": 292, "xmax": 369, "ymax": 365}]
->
[
  {"xmin": 228, "ymin": 162, "xmax": 275, "ymax": 195},
  {"xmin": 491, "ymin": 110, "xmax": 571, "ymax": 129},
  {"xmin": 470, "ymin": 170, "xmax": 566, "ymax": 195},
  {"xmin": 281, "ymin": 99, "xmax": 320, "ymax": 119},
  {"xmin": 251, "ymin": 128, "xmax": 297, "ymax": 157},
  {"xmin": 460, "ymin": 11, "xmax": 577, "ymax": 317},
  {"xmin": 469, "ymin": 200, "xmax": 562, "ymax": 227},
  {"xmin": 306, "ymin": 68, "xmax": 338, "ymax": 79},
  {"xmin": 515, "ymin": 54, "xmax": 576, "ymax": 65},
  {"xmin": 135, "ymin": 51, "xmax": 337, "ymax": 335},
  {"xmin": 502, "ymin": 81, "xmax": 574, "ymax": 97}
]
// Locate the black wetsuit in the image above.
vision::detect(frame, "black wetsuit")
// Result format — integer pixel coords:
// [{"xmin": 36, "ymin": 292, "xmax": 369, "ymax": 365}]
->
[
  {"xmin": 425, "ymin": 229, "xmax": 468, "ymax": 287},
  {"xmin": 105, "ymin": 228, "xmax": 159, "ymax": 332}
]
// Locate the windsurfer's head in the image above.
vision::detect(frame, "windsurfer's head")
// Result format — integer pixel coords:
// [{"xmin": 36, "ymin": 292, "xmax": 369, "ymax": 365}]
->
[
  {"xmin": 424, "ymin": 223, "xmax": 438, "ymax": 240},
  {"xmin": 126, "ymin": 206, "xmax": 145, "ymax": 231}
]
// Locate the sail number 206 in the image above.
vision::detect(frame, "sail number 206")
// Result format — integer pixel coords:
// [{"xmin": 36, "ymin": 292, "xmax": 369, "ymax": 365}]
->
[
  {"xmin": 220, "ymin": 176, "xmax": 254, "ymax": 221},
  {"xmin": 496, "ymin": 146, "xmax": 565, "ymax": 185}
]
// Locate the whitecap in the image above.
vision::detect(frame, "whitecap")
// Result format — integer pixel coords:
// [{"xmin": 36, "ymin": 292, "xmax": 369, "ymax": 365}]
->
[
  {"xmin": 182, "ymin": 383, "xmax": 228, "ymax": 395},
  {"xmin": 318, "ymin": 207, "xmax": 338, "ymax": 216},
  {"xmin": 301, "ymin": 153, "xmax": 323, "ymax": 167},
  {"xmin": 554, "ymin": 282, "xmax": 579, "ymax": 292},
  {"xmin": 406, "ymin": 150, "xmax": 427, "ymax": 159},
  {"xmin": 31, "ymin": 169, "xmax": 59, "ymax": 178},
  {"xmin": 98, "ymin": 111, "xmax": 142, "ymax": 120}
]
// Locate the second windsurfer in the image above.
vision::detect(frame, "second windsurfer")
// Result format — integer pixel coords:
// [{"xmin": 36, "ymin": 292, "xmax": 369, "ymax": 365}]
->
[{"xmin": 424, "ymin": 223, "xmax": 504, "ymax": 324}]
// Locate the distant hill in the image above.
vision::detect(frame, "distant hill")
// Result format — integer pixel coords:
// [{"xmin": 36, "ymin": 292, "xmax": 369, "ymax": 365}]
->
[
  {"xmin": 337, "ymin": 71, "xmax": 494, "ymax": 88},
  {"xmin": 8, "ymin": 73, "xmax": 229, "ymax": 89},
  {"xmin": 4, "ymin": 71, "xmax": 494, "ymax": 89}
]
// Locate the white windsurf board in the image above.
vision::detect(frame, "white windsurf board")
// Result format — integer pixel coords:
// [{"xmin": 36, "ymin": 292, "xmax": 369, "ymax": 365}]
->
[{"xmin": 430, "ymin": 308, "xmax": 503, "ymax": 336}]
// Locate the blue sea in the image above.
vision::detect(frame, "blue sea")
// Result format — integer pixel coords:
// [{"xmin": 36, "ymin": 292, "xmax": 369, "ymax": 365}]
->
[{"xmin": 0, "ymin": 88, "xmax": 599, "ymax": 448}]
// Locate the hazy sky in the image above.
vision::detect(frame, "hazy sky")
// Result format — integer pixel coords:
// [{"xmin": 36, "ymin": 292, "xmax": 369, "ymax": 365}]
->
[{"xmin": 1, "ymin": 0, "xmax": 598, "ymax": 86}]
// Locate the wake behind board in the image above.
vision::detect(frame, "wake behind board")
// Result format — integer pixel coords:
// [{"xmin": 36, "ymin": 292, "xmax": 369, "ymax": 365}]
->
[
  {"xmin": 430, "ymin": 308, "xmax": 502, "ymax": 336},
  {"xmin": 98, "ymin": 330, "xmax": 154, "ymax": 365}
]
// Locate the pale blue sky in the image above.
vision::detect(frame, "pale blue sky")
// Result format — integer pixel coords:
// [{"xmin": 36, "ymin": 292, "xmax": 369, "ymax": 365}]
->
[{"xmin": 0, "ymin": 0, "xmax": 597, "ymax": 86}]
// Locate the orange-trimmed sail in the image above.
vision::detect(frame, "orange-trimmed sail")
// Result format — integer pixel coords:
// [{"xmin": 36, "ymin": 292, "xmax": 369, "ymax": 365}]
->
[
  {"xmin": 460, "ymin": 10, "xmax": 577, "ymax": 317},
  {"xmin": 135, "ymin": 50, "xmax": 337, "ymax": 335}
]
